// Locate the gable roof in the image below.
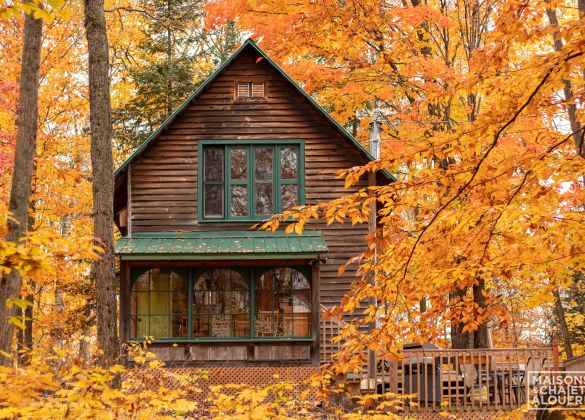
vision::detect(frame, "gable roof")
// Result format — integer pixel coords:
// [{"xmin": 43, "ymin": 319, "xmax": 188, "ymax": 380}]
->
[{"xmin": 114, "ymin": 38, "xmax": 395, "ymax": 181}]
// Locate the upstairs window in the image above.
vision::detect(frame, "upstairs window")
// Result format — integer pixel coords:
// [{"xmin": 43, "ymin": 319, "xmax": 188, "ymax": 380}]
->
[
  {"xmin": 199, "ymin": 141, "xmax": 304, "ymax": 221},
  {"xmin": 237, "ymin": 81, "xmax": 265, "ymax": 98}
]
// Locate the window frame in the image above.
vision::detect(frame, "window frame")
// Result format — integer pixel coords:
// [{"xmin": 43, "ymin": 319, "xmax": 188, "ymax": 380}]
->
[
  {"xmin": 128, "ymin": 266, "xmax": 313, "ymax": 343},
  {"xmin": 197, "ymin": 139, "xmax": 305, "ymax": 223}
]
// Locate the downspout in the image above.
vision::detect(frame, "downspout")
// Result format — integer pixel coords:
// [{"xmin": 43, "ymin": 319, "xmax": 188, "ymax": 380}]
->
[{"xmin": 367, "ymin": 110, "xmax": 382, "ymax": 382}]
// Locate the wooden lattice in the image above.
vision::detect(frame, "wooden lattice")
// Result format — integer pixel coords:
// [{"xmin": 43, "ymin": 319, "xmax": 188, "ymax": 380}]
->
[{"xmin": 123, "ymin": 366, "xmax": 321, "ymax": 409}]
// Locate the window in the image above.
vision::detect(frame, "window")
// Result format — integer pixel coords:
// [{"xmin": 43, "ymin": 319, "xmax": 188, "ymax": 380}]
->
[
  {"xmin": 130, "ymin": 269, "xmax": 188, "ymax": 339},
  {"xmin": 237, "ymin": 81, "xmax": 265, "ymax": 98},
  {"xmin": 199, "ymin": 141, "xmax": 304, "ymax": 221},
  {"xmin": 129, "ymin": 266, "xmax": 311, "ymax": 340},
  {"xmin": 192, "ymin": 269, "xmax": 250, "ymax": 338},
  {"xmin": 255, "ymin": 268, "xmax": 311, "ymax": 337}
]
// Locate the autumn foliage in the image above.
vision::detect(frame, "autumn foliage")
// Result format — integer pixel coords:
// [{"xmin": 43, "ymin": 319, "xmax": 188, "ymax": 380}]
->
[{"xmin": 1, "ymin": 0, "xmax": 585, "ymax": 416}]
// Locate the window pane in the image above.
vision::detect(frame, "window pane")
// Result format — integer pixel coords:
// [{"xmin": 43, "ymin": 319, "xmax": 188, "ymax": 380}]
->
[
  {"xmin": 204, "ymin": 147, "xmax": 224, "ymax": 182},
  {"xmin": 228, "ymin": 290, "xmax": 249, "ymax": 313},
  {"xmin": 255, "ymin": 311, "xmax": 277, "ymax": 336},
  {"xmin": 150, "ymin": 291, "xmax": 170, "ymax": 314},
  {"xmin": 131, "ymin": 292, "xmax": 149, "ymax": 315},
  {"xmin": 131, "ymin": 315, "xmax": 149, "ymax": 339},
  {"xmin": 151, "ymin": 269, "xmax": 170, "ymax": 290},
  {"xmin": 292, "ymin": 290, "xmax": 312, "ymax": 313},
  {"xmin": 150, "ymin": 315, "xmax": 170, "ymax": 338},
  {"xmin": 170, "ymin": 272, "xmax": 184, "ymax": 290},
  {"xmin": 172, "ymin": 291, "xmax": 188, "ymax": 314},
  {"xmin": 231, "ymin": 185, "xmax": 248, "ymax": 216},
  {"xmin": 230, "ymin": 148, "xmax": 247, "ymax": 180},
  {"xmin": 134, "ymin": 272, "xmax": 149, "ymax": 291},
  {"xmin": 255, "ymin": 183, "xmax": 273, "ymax": 214},
  {"xmin": 284, "ymin": 313, "xmax": 310, "ymax": 337},
  {"xmin": 204, "ymin": 185, "xmax": 224, "ymax": 218},
  {"xmin": 281, "ymin": 184, "xmax": 298, "ymax": 211},
  {"xmin": 192, "ymin": 315, "xmax": 209, "ymax": 337},
  {"xmin": 210, "ymin": 315, "xmax": 231, "ymax": 337},
  {"xmin": 254, "ymin": 147, "xmax": 273, "ymax": 180},
  {"xmin": 280, "ymin": 147, "xmax": 298, "ymax": 179},
  {"xmin": 233, "ymin": 314, "xmax": 250, "ymax": 337},
  {"xmin": 172, "ymin": 315, "xmax": 189, "ymax": 337}
]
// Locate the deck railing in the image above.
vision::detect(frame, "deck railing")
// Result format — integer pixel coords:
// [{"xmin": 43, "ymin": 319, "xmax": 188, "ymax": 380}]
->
[
  {"xmin": 319, "ymin": 310, "xmax": 562, "ymax": 413},
  {"xmin": 363, "ymin": 346, "xmax": 557, "ymax": 413}
]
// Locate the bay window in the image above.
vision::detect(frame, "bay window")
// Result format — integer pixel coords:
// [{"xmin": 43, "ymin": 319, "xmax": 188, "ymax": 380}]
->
[{"xmin": 129, "ymin": 266, "xmax": 312, "ymax": 341}]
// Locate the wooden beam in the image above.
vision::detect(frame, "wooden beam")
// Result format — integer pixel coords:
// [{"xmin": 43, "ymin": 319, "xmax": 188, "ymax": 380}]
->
[{"xmin": 127, "ymin": 165, "xmax": 132, "ymax": 237}]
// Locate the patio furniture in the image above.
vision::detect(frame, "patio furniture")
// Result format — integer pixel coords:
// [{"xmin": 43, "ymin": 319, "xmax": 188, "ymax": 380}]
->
[{"xmin": 510, "ymin": 357, "xmax": 547, "ymax": 403}]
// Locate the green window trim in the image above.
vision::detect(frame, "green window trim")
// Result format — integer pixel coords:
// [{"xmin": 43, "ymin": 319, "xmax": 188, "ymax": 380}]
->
[
  {"xmin": 128, "ymin": 266, "xmax": 314, "ymax": 343},
  {"xmin": 198, "ymin": 139, "xmax": 305, "ymax": 222}
]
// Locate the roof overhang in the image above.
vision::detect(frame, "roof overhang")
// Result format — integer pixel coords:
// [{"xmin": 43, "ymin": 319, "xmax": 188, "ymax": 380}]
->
[{"xmin": 115, "ymin": 231, "xmax": 328, "ymax": 261}]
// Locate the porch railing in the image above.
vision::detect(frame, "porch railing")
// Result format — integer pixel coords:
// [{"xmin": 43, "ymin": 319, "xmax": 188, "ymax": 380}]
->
[
  {"xmin": 363, "ymin": 346, "xmax": 556, "ymax": 413},
  {"xmin": 319, "ymin": 309, "xmax": 560, "ymax": 412}
]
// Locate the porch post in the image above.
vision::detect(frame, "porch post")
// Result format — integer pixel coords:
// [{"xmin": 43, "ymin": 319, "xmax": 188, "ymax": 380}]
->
[
  {"xmin": 119, "ymin": 260, "xmax": 130, "ymax": 363},
  {"xmin": 311, "ymin": 260, "xmax": 321, "ymax": 365}
]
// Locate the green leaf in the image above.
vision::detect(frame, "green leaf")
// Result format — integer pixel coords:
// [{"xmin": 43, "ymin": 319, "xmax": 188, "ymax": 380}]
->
[
  {"xmin": 6, "ymin": 297, "xmax": 33, "ymax": 310},
  {"xmin": 8, "ymin": 316, "xmax": 25, "ymax": 329}
]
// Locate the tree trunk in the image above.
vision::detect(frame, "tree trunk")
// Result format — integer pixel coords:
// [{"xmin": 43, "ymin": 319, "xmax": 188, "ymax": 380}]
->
[
  {"xmin": 83, "ymin": 0, "xmax": 119, "ymax": 367},
  {"xmin": 0, "ymin": 9, "xmax": 42, "ymax": 366},
  {"xmin": 553, "ymin": 288, "xmax": 574, "ymax": 359},
  {"xmin": 450, "ymin": 289, "xmax": 472, "ymax": 349},
  {"xmin": 546, "ymin": 7, "xmax": 584, "ymax": 157},
  {"xmin": 473, "ymin": 278, "xmax": 489, "ymax": 348}
]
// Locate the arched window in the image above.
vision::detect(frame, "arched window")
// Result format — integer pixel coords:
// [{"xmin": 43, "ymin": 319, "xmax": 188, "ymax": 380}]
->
[
  {"xmin": 193, "ymin": 269, "xmax": 250, "ymax": 338},
  {"xmin": 255, "ymin": 268, "xmax": 311, "ymax": 337},
  {"xmin": 130, "ymin": 269, "xmax": 188, "ymax": 339}
]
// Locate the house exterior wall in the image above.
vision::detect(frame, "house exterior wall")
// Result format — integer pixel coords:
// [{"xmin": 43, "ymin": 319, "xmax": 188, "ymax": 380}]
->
[{"xmin": 117, "ymin": 45, "xmax": 376, "ymax": 363}]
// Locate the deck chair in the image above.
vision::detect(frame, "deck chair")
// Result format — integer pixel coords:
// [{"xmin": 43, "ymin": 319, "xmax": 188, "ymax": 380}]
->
[
  {"xmin": 460, "ymin": 364, "xmax": 479, "ymax": 402},
  {"xmin": 512, "ymin": 356, "xmax": 546, "ymax": 403}
]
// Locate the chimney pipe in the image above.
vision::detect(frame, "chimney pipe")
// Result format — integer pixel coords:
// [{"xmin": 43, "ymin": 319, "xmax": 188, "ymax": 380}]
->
[{"xmin": 369, "ymin": 109, "xmax": 382, "ymax": 159}]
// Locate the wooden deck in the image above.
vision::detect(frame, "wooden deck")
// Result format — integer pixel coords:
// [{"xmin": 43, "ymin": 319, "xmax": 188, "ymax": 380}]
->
[
  {"xmin": 320, "ymin": 311, "xmax": 561, "ymax": 414},
  {"xmin": 364, "ymin": 346, "xmax": 557, "ymax": 414}
]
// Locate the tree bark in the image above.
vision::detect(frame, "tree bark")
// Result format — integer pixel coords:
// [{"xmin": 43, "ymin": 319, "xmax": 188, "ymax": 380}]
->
[
  {"xmin": 546, "ymin": 7, "xmax": 584, "ymax": 157},
  {"xmin": 553, "ymin": 288, "xmax": 574, "ymax": 359},
  {"xmin": 0, "ymin": 9, "xmax": 42, "ymax": 366},
  {"xmin": 450, "ymin": 289, "xmax": 472, "ymax": 349},
  {"xmin": 83, "ymin": 0, "xmax": 119, "ymax": 367},
  {"xmin": 473, "ymin": 278, "xmax": 489, "ymax": 348}
]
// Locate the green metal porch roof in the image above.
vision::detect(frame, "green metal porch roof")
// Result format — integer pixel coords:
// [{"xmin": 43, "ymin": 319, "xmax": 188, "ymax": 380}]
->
[{"xmin": 115, "ymin": 231, "xmax": 328, "ymax": 260}]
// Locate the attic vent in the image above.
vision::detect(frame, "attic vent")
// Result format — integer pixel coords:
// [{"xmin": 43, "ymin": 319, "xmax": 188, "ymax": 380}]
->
[
  {"xmin": 237, "ymin": 81, "xmax": 265, "ymax": 98},
  {"xmin": 251, "ymin": 82, "xmax": 265, "ymax": 97}
]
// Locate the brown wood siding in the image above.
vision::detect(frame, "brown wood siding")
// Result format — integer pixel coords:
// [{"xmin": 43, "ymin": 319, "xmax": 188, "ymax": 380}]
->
[{"xmin": 128, "ymin": 48, "xmax": 370, "ymax": 312}]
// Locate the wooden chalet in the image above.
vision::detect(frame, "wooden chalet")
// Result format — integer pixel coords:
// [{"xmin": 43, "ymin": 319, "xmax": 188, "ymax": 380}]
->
[
  {"xmin": 113, "ymin": 40, "xmax": 566, "ymax": 416},
  {"xmin": 113, "ymin": 39, "xmax": 390, "ymax": 366}
]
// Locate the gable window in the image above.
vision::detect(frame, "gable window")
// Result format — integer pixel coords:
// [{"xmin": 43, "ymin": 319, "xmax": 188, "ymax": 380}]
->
[
  {"xmin": 237, "ymin": 81, "xmax": 265, "ymax": 98},
  {"xmin": 130, "ymin": 266, "xmax": 311, "ymax": 340},
  {"xmin": 199, "ymin": 140, "xmax": 304, "ymax": 221}
]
